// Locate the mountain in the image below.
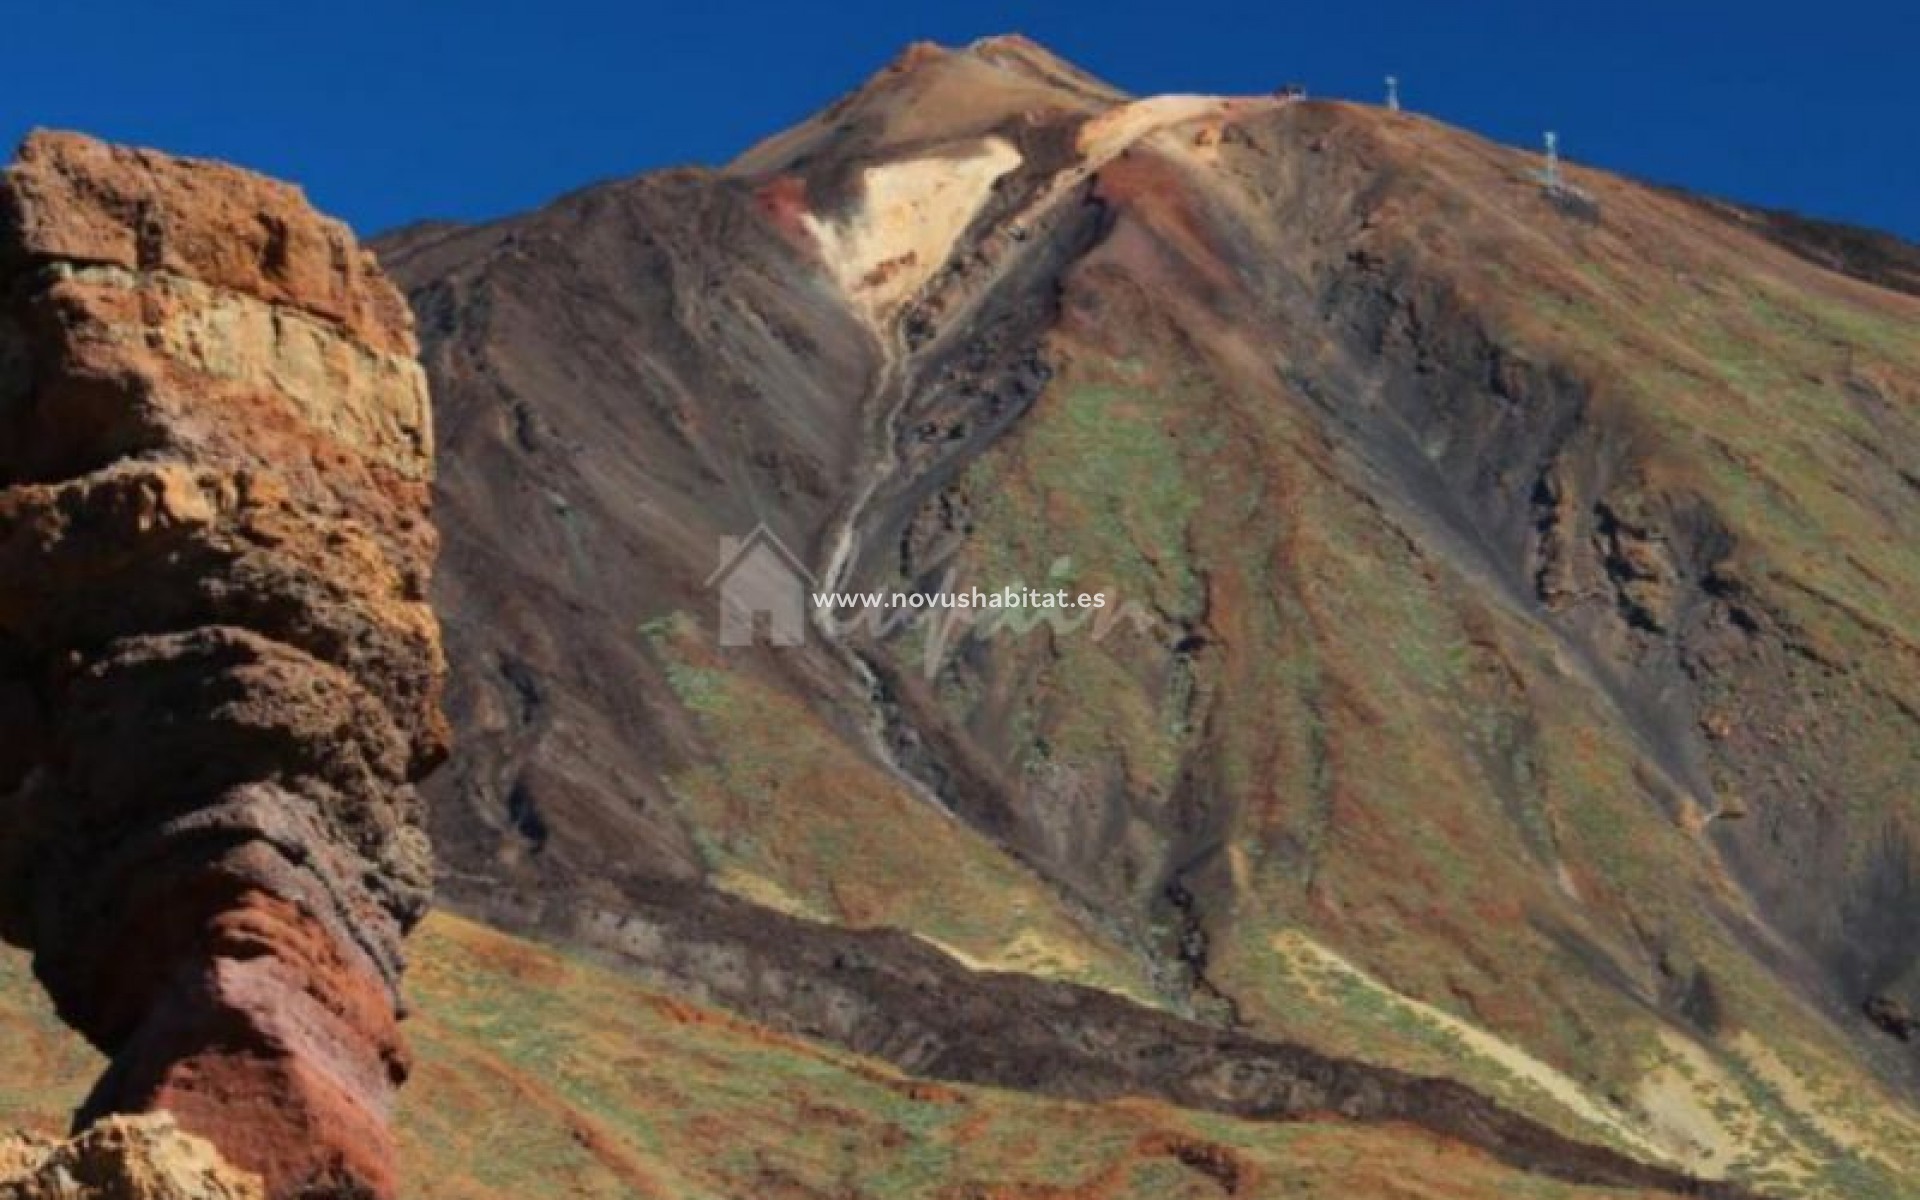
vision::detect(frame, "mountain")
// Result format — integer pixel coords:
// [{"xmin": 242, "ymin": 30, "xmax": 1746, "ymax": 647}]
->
[
  {"xmin": 368, "ymin": 34, "xmax": 1920, "ymax": 1200},
  {"xmin": 4, "ymin": 33, "xmax": 1915, "ymax": 1200}
]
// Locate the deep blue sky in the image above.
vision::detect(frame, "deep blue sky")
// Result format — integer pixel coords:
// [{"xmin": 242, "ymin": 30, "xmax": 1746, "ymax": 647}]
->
[{"xmin": 3, "ymin": 1, "xmax": 1913, "ymax": 240}]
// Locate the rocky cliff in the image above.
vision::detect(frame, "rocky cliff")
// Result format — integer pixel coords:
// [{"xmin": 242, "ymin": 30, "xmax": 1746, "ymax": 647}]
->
[{"xmin": 0, "ymin": 132, "xmax": 444, "ymax": 1200}]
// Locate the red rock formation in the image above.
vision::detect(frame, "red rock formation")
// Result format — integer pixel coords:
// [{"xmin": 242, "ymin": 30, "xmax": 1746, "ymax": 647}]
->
[{"xmin": 0, "ymin": 132, "xmax": 445, "ymax": 1200}]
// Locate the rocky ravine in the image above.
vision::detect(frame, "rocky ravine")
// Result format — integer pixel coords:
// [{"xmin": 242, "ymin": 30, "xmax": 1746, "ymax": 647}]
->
[{"xmin": 0, "ymin": 133, "xmax": 444, "ymax": 1199}]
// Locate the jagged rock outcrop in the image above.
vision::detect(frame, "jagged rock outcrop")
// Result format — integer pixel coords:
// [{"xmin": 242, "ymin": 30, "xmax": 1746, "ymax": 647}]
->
[
  {"xmin": 0, "ymin": 1115, "xmax": 263, "ymax": 1200},
  {"xmin": 0, "ymin": 132, "xmax": 444, "ymax": 1199}
]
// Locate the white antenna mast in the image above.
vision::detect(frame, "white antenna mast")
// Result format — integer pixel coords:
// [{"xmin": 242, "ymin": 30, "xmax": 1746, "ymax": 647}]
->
[
  {"xmin": 1543, "ymin": 131, "xmax": 1561, "ymax": 190},
  {"xmin": 1386, "ymin": 75, "xmax": 1400, "ymax": 111}
]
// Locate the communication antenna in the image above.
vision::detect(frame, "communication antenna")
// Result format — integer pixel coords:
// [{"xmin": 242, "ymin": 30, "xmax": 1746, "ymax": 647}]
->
[
  {"xmin": 1543, "ymin": 131, "xmax": 1561, "ymax": 190},
  {"xmin": 1386, "ymin": 75, "xmax": 1400, "ymax": 111}
]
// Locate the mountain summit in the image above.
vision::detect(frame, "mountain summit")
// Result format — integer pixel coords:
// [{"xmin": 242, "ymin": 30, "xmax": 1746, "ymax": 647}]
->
[
  {"xmin": 368, "ymin": 35, "xmax": 1920, "ymax": 1198},
  {"xmin": 728, "ymin": 35, "xmax": 1128, "ymax": 177}
]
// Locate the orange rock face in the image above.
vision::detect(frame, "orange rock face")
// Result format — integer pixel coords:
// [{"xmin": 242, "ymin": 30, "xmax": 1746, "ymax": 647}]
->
[{"xmin": 0, "ymin": 132, "xmax": 445, "ymax": 1200}]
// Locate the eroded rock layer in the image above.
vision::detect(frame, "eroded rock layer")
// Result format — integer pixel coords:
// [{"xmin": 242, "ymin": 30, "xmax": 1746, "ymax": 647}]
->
[{"xmin": 0, "ymin": 132, "xmax": 444, "ymax": 1200}]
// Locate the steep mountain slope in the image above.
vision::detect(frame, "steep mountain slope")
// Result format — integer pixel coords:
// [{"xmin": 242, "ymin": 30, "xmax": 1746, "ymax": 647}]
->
[{"xmin": 375, "ymin": 37, "xmax": 1920, "ymax": 1198}]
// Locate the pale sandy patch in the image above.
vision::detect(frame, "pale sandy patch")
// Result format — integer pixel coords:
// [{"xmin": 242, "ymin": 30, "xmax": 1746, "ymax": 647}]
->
[
  {"xmin": 1270, "ymin": 929, "xmax": 1675, "ymax": 1163},
  {"xmin": 922, "ymin": 928, "xmax": 1098, "ymax": 982},
  {"xmin": 1075, "ymin": 95, "xmax": 1231, "ymax": 162},
  {"xmin": 1632, "ymin": 1030, "xmax": 1742, "ymax": 1177},
  {"xmin": 1729, "ymin": 1031, "xmax": 1920, "ymax": 1173},
  {"xmin": 803, "ymin": 137, "xmax": 1021, "ymax": 324},
  {"xmin": 708, "ymin": 866, "xmax": 817, "ymax": 922}
]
